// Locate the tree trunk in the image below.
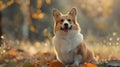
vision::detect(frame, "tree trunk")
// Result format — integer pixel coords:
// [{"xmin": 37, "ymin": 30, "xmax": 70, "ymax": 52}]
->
[
  {"xmin": 0, "ymin": 12, "xmax": 2, "ymax": 45},
  {"xmin": 20, "ymin": 1, "xmax": 31, "ymax": 41}
]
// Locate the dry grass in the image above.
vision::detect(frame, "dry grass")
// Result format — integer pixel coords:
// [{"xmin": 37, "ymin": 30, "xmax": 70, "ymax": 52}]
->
[
  {"xmin": 85, "ymin": 32, "xmax": 120, "ymax": 63},
  {"xmin": 88, "ymin": 43, "xmax": 120, "ymax": 62}
]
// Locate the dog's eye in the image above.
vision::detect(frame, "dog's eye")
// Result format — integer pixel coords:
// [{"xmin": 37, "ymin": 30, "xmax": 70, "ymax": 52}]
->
[
  {"xmin": 67, "ymin": 19, "xmax": 71, "ymax": 22},
  {"xmin": 60, "ymin": 19, "xmax": 64, "ymax": 22}
]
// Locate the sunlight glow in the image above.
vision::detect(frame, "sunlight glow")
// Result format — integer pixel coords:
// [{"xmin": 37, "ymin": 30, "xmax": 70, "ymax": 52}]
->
[
  {"xmin": 29, "ymin": 47, "xmax": 37, "ymax": 56},
  {"xmin": 117, "ymin": 38, "xmax": 120, "ymax": 41},
  {"xmin": 113, "ymin": 32, "xmax": 117, "ymax": 36},
  {"xmin": 109, "ymin": 38, "xmax": 112, "ymax": 41}
]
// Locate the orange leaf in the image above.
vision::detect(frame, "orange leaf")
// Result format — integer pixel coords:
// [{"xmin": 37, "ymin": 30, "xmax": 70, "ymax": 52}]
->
[
  {"xmin": 48, "ymin": 60, "xmax": 64, "ymax": 67},
  {"xmin": 85, "ymin": 63, "xmax": 97, "ymax": 67},
  {"xmin": 7, "ymin": 48, "xmax": 18, "ymax": 58}
]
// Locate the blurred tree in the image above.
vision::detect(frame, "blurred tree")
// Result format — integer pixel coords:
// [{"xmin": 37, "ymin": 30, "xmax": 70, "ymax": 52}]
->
[
  {"xmin": 20, "ymin": 1, "xmax": 31, "ymax": 41},
  {"xmin": 1, "ymin": 0, "xmax": 64, "ymax": 41},
  {"xmin": 0, "ymin": 11, "xmax": 2, "ymax": 45},
  {"xmin": 0, "ymin": 0, "xmax": 14, "ymax": 44},
  {"xmin": 29, "ymin": 0, "xmax": 57, "ymax": 42}
]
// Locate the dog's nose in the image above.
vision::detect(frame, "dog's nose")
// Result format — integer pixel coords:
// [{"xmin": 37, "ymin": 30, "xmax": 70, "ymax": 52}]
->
[{"xmin": 64, "ymin": 23, "xmax": 68, "ymax": 27}]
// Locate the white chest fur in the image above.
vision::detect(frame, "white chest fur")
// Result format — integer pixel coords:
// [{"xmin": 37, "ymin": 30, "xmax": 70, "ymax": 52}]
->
[{"xmin": 53, "ymin": 30, "xmax": 83, "ymax": 64}]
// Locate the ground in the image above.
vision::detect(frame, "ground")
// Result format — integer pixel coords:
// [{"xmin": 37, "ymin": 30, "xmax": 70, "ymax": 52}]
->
[{"xmin": 0, "ymin": 39, "xmax": 120, "ymax": 67}]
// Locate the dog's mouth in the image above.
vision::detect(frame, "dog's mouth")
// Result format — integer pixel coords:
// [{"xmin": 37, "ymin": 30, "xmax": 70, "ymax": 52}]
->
[{"xmin": 60, "ymin": 26, "xmax": 72, "ymax": 32}]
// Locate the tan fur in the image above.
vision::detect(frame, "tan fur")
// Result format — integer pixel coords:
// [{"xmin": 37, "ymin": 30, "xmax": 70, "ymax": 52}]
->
[
  {"xmin": 77, "ymin": 41, "xmax": 97, "ymax": 64},
  {"xmin": 52, "ymin": 8, "xmax": 97, "ymax": 66}
]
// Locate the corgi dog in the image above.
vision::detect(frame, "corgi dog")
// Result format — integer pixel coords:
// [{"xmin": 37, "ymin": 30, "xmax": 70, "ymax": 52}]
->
[{"xmin": 52, "ymin": 7, "xmax": 97, "ymax": 66}]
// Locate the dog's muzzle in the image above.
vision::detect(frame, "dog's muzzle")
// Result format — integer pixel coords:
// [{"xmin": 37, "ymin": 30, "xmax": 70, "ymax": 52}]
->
[
  {"xmin": 61, "ymin": 24, "xmax": 72, "ymax": 32},
  {"xmin": 64, "ymin": 23, "xmax": 69, "ymax": 28}
]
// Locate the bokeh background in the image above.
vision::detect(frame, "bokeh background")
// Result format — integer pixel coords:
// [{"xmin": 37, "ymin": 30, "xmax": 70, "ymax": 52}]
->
[
  {"xmin": 0, "ymin": 0, "xmax": 120, "ymax": 66},
  {"xmin": 1, "ymin": 0, "xmax": 120, "ymax": 43}
]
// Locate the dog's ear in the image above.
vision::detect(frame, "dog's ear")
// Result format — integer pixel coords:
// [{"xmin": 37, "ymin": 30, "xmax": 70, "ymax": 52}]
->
[
  {"xmin": 52, "ymin": 8, "xmax": 61, "ymax": 19},
  {"xmin": 68, "ymin": 7, "xmax": 77, "ymax": 17}
]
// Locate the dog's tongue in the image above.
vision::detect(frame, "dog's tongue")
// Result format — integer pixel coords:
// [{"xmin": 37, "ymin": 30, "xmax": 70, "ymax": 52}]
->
[{"xmin": 64, "ymin": 28, "xmax": 69, "ymax": 32}]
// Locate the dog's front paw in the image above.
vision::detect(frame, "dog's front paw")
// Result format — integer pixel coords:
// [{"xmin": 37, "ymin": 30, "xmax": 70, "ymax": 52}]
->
[
  {"xmin": 78, "ymin": 64, "xmax": 86, "ymax": 67},
  {"xmin": 70, "ymin": 64, "xmax": 78, "ymax": 67},
  {"xmin": 69, "ymin": 64, "xmax": 86, "ymax": 67}
]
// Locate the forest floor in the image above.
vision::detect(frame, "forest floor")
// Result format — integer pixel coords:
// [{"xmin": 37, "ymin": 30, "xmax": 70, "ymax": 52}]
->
[{"xmin": 0, "ymin": 39, "xmax": 120, "ymax": 67}]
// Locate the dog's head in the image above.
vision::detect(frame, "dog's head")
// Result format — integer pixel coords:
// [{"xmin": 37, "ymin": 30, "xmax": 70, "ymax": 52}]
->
[{"xmin": 52, "ymin": 8, "xmax": 80, "ymax": 34}]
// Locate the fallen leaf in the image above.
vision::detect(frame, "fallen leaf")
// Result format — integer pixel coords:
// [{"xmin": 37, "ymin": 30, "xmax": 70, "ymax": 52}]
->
[
  {"xmin": 85, "ymin": 63, "xmax": 97, "ymax": 67},
  {"xmin": 48, "ymin": 60, "xmax": 64, "ymax": 67},
  {"xmin": 7, "ymin": 48, "xmax": 18, "ymax": 58}
]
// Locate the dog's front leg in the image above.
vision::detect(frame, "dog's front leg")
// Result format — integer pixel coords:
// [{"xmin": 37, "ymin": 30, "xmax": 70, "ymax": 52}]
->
[
  {"xmin": 74, "ymin": 55, "xmax": 82, "ymax": 65},
  {"xmin": 70, "ymin": 55, "xmax": 82, "ymax": 67}
]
